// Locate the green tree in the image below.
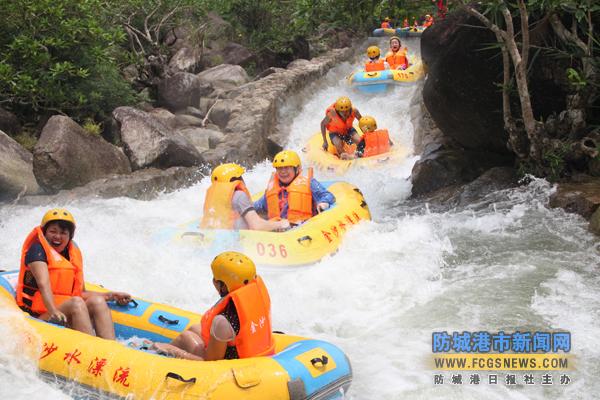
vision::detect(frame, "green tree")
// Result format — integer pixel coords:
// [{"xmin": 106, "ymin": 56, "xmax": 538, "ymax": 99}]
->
[{"xmin": 0, "ymin": 0, "xmax": 137, "ymax": 122}]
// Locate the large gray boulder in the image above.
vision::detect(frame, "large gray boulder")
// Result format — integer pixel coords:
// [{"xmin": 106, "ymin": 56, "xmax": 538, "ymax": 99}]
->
[
  {"xmin": 197, "ymin": 64, "xmax": 249, "ymax": 91},
  {"xmin": 112, "ymin": 107, "xmax": 204, "ymax": 170},
  {"xmin": 168, "ymin": 46, "xmax": 202, "ymax": 74},
  {"xmin": 176, "ymin": 127, "xmax": 211, "ymax": 154},
  {"xmin": 0, "ymin": 130, "xmax": 40, "ymax": 200},
  {"xmin": 33, "ymin": 116, "xmax": 131, "ymax": 193},
  {"xmin": 157, "ymin": 72, "xmax": 213, "ymax": 111},
  {"xmin": 221, "ymin": 42, "xmax": 255, "ymax": 67}
]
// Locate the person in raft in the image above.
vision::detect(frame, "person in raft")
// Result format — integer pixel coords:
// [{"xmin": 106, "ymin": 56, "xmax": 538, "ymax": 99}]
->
[
  {"xmin": 381, "ymin": 17, "xmax": 392, "ymax": 28},
  {"xmin": 320, "ymin": 96, "xmax": 364, "ymax": 159},
  {"xmin": 386, "ymin": 36, "xmax": 409, "ymax": 70},
  {"xmin": 253, "ymin": 150, "xmax": 335, "ymax": 225},
  {"xmin": 15, "ymin": 208, "xmax": 131, "ymax": 339},
  {"xmin": 364, "ymin": 46, "xmax": 387, "ymax": 72},
  {"xmin": 200, "ymin": 163, "xmax": 289, "ymax": 231},
  {"xmin": 358, "ymin": 116, "xmax": 394, "ymax": 157},
  {"xmin": 153, "ymin": 251, "xmax": 275, "ymax": 360}
]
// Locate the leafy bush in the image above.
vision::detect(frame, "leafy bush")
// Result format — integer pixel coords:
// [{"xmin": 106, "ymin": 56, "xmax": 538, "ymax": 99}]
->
[{"xmin": 0, "ymin": 0, "xmax": 137, "ymax": 122}]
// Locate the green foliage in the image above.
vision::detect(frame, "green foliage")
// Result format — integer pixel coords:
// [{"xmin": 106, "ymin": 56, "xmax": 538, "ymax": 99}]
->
[
  {"xmin": 12, "ymin": 130, "xmax": 37, "ymax": 152},
  {"xmin": 0, "ymin": 0, "xmax": 137, "ymax": 121},
  {"xmin": 567, "ymin": 67, "xmax": 587, "ymax": 87},
  {"xmin": 82, "ymin": 118, "xmax": 101, "ymax": 136},
  {"xmin": 542, "ymin": 141, "xmax": 570, "ymax": 181}
]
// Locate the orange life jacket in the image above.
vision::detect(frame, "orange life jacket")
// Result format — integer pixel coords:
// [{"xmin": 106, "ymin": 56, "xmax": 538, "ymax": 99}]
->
[
  {"xmin": 402, "ymin": 19, "xmax": 409, "ymax": 28},
  {"xmin": 385, "ymin": 48, "xmax": 408, "ymax": 70},
  {"xmin": 200, "ymin": 276, "xmax": 275, "ymax": 359},
  {"xmin": 265, "ymin": 169, "xmax": 314, "ymax": 225},
  {"xmin": 325, "ymin": 104, "xmax": 356, "ymax": 136},
  {"xmin": 362, "ymin": 129, "xmax": 392, "ymax": 158},
  {"xmin": 381, "ymin": 22, "xmax": 391, "ymax": 28},
  {"xmin": 365, "ymin": 58, "xmax": 385, "ymax": 72},
  {"xmin": 200, "ymin": 180, "xmax": 251, "ymax": 229},
  {"xmin": 16, "ymin": 226, "xmax": 84, "ymax": 315}
]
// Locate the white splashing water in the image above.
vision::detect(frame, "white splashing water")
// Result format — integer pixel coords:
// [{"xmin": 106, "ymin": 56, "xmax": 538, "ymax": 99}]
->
[{"xmin": 1, "ymin": 37, "xmax": 599, "ymax": 399}]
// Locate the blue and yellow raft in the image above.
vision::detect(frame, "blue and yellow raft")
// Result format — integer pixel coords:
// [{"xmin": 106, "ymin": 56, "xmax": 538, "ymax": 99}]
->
[
  {"xmin": 371, "ymin": 27, "xmax": 406, "ymax": 37},
  {"xmin": 347, "ymin": 60, "xmax": 425, "ymax": 93},
  {"xmin": 0, "ymin": 270, "xmax": 352, "ymax": 400}
]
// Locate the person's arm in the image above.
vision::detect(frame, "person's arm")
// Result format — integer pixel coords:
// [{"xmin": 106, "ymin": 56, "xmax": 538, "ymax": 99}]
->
[
  {"xmin": 253, "ymin": 194, "xmax": 267, "ymax": 214},
  {"xmin": 244, "ymin": 210, "xmax": 289, "ymax": 231},
  {"xmin": 28, "ymin": 261, "xmax": 66, "ymax": 323},
  {"xmin": 310, "ymin": 179, "xmax": 336, "ymax": 212},
  {"xmin": 320, "ymin": 114, "xmax": 331, "ymax": 150},
  {"xmin": 153, "ymin": 342, "xmax": 204, "ymax": 361},
  {"xmin": 354, "ymin": 108, "xmax": 363, "ymax": 121},
  {"xmin": 82, "ymin": 290, "xmax": 131, "ymax": 305}
]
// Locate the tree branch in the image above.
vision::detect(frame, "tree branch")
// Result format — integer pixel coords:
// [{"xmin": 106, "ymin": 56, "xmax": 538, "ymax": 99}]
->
[{"xmin": 518, "ymin": 0, "xmax": 529, "ymax": 67}]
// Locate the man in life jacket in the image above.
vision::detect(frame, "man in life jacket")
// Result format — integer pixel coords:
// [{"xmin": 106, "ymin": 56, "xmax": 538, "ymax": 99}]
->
[
  {"xmin": 200, "ymin": 163, "xmax": 289, "ymax": 231},
  {"xmin": 15, "ymin": 208, "xmax": 131, "ymax": 339},
  {"xmin": 381, "ymin": 17, "xmax": 392, "ymax": 29},
  {"xmin": 153, "ymin": 252, "xmax": 275, "ymax": 360},
  {"xmin": 423, "ymin": 14, "xmax": 434, "ymax": 27},
  {"xmin": 253, "ymin": 150, "xmax": 335, "ymax": 225},
  {"xmin": 365, "ymin": 46, "xmax": 387, "ymax": 72},
  {"xmin": 320, "ymin": 96, "xmax": 364, "ymax": 159},
  {"xmin": 358, "ymin": 116, "xmax": 394, "ymax": 158},
  {"xmin": 386, "ymin": 36, "xmax": 409, "ymax": 70}
]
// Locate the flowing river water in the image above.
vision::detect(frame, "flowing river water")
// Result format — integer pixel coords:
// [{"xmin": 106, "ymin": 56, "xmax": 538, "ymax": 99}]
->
[{"xmin": 1, "ymin": 37, "xmax": 599, "ymax": 399}]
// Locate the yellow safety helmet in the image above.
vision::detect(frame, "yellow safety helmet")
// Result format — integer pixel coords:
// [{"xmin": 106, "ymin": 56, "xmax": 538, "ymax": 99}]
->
[
  {"xmin": 41, "ymin": 208, "xmax": 76, "ymax": 238},
  {"xmin": 41, "ymin": 208, "xmax": 76, "ymax": 228},
  {"xmin": 359, "ymin": 116, "xmax": 377, "ymax": 132},
  {"xmin": 334, "ymin": 96, "xmax": 352, "ymax": 113},
  {"xmin": 211, "ymin": 251, "xmax": 257, "ymax": 292},
  {"xmin": 272, "ymin": 150, "xmax": 301, "ymax": 168},
  {"xmin": 211, "ymin": 163, "xmax": 245, "ymax": 183},
  {"xmin": 367, "ymin": 46, "xmax": 381, "ymax": 58},
  {"xmin": 384, "ymin": 17, "xmax": 391, "ymax": 21}
]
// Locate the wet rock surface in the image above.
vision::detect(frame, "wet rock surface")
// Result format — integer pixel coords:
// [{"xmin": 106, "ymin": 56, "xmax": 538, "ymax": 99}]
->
[
  {"xmin": 0, "ymin": 130, "xmax": 40, "ymax": 200},
  {"xmin": 33, "ymin": 116, "xmax": 131, "ymax": 193}
]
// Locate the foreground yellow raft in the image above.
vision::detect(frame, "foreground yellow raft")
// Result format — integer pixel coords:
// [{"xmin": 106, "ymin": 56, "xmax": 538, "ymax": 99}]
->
[
  {"xmin": 0, "ymin": 271, "xmax": 352, "ymax": 399},
  {"xmin": 163, "ymin": 181, "xmax": 371, "ymax": 266},
  {"xmin": 303, "ymin": 131, "xmax": 409, "ymax": 175}
]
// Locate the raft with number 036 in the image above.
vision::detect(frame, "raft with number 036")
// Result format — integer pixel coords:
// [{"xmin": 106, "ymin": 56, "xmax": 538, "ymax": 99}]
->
[
  {"xmin": 159, "ymin": 181, "xmax": 371, "ymax": 266},
  {"xmin": 303, "ymin": 130, "xmax": 410, "ymax": 175},
  {"xmin": 347, "ymin": 60, "xmax": 425, "ymax": 93},
  {"xmin": 0, "ymin": 270, "xmax": 352, "ymax": 400}
]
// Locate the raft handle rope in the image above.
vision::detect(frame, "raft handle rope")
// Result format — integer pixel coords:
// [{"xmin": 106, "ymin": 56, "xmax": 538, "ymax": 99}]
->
[
  {"xmin": 165, "ymin": 372, "xmax": 197, "ymax": 384},
  {"xmin": 181, "ymin": 232, "xmax": 205, "ymax": 240},
  {"xmin": 129, "ymin": 299, "xmax": 139, "ymax": 307},
  {"xmin": 297, "ymin": 235, "xmax": 312, "ymax": 246},
  {"xmin": 310, "ymin": 355, "xmax": 329, "ymax": 368},
  {"xmin": 158, "ymin": 315, "xmax": 180, "ymax": 325}
]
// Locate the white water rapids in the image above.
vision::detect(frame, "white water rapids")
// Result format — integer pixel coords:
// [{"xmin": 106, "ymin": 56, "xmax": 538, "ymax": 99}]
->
[{"xmin": 1, "ymin": 37, "xmax": 599, "ymax": 399}]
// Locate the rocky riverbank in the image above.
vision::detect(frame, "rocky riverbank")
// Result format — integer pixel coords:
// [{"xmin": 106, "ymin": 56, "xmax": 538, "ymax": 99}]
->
[
  {"xmin": 0, "ymin": 14, "xmax": 358, "ymax": 204},
  {"xmin": 409, "ymin": 8, "xmax": 600, "ymax": 235}
]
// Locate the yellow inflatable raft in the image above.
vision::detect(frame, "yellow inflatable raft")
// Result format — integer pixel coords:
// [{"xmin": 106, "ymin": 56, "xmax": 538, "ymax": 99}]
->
[
  {"xmin": 161, "ymin": 181, "xmax": 370, "ymax": 266},
  {"xmin": 303, "ymin": 131, "xmax": 410, "ymax": 175},
  {"xmin": 0, "ymin": 270, "xmax": 352, "ymax": 399}
]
